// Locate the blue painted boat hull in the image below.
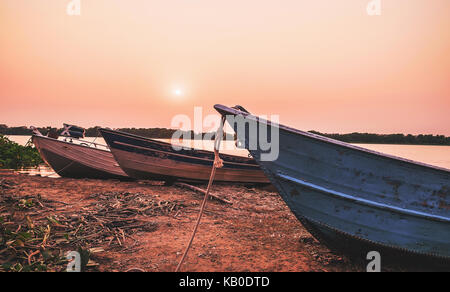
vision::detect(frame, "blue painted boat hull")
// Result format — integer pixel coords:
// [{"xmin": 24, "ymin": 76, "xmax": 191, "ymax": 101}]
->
[{"xmin": 214, "ymin": 105, "xmax": 450, "ymax": 262}]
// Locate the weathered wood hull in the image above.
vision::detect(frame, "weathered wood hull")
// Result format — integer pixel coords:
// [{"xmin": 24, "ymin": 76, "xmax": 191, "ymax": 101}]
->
[
  {"xmin": 215, "ymin": 104, "xmax": 450, "ymax": 262},
  {"xmin": 32, "ymin": 135, "xmax": 129, "ymax": 180},
  {"xmin": 99, "ymin": 128, "xmax": 270, "ymax": 184}
]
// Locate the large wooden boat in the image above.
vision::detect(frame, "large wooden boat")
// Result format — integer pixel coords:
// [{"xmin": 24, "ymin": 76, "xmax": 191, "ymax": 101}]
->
[
  {"xmin": 99, "ymin": 128, "xmax": 270, "ymax": 184},
  {"xmin": 32, "ymin": 134, "xmax": 129, "ymax": 180}
]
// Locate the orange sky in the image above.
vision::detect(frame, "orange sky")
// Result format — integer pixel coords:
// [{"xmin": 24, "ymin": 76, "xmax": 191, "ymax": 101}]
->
[{"xmin": 1, "ymin": 0, "xmax": 449, "ymax": 134}]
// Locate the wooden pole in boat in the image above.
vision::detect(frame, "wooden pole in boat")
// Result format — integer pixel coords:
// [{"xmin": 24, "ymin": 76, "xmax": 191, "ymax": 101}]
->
[{"xmin": 175, "ymin": 116, "xmax": 225, "ymax": 272}]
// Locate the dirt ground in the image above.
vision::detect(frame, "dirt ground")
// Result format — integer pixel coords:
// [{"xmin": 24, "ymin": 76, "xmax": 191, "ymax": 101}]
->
[{"xmin": 1, "ymin": 172, "xmax": 430, "ymax": 272}]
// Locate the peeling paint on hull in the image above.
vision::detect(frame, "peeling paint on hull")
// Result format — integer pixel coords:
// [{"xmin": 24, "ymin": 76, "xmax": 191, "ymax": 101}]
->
[{"xmin": 215, "ymin": 104, "xmax": 450, "ymax": 261}]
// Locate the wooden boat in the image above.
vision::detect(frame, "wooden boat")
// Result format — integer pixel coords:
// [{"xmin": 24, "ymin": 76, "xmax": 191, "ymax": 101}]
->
[
  {"xmin": 99, "ymin": 128, "xmax": 270, "ymax": 184},
  {"xmin": 32, "ymin": 131, "xmax": 129, "ymax": 180},
  {"xmin": 214, "ymin": 104, "xmax": 450, "ymax": 262}
]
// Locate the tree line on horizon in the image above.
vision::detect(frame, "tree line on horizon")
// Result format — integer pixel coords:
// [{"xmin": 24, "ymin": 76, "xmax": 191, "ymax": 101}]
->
[
  {"xmin": 0, "ymin": 124, "xmax": 449, "ymax": 145},
  {"xmin": 308, "ymin": 131, "xmax": 450, "ymax": 146}
]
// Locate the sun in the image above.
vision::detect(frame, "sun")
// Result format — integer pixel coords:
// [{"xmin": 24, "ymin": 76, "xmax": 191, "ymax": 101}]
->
[
  {"xmin": 174, "ymin": 89, "xmax": 183, "ymax": 96},
  {"xmin": 168, "ymin": 84, "xmax": 187, "ymax": 101},
  {"xmin": 170, "ymin": 86, "xmax": 186, "ymax": 101}
]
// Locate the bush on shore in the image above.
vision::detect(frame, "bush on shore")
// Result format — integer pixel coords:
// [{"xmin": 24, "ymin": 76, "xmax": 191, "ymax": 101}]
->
[{"xmin": 0, "ymin": 135, "xmax": 42, "ymax": 169}]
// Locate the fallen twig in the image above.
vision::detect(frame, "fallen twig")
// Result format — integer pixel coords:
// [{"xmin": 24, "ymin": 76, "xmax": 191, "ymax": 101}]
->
[
  {"xmin": 174, "ymin": 182, "xmax": 232, "ymax": 205},
  {"xmin": 27, "ymin": 250, "xmax": 40, "ymax": 265}
]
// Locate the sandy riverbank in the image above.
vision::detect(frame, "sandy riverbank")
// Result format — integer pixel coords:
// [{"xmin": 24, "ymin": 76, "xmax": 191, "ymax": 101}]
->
[{"xmin": 1, "ymin": 173, "xmax": 440, "ymax": 272}]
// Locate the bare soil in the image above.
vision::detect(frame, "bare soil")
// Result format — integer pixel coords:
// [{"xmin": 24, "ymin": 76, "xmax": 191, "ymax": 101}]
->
[{"xmin": 0, "ymin": 173, "xmax": 375, "ymax": 272}]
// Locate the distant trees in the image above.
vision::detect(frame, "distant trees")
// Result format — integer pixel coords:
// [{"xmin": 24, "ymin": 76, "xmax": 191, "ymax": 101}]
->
[
  {"xmin": 118, "ymin": 128, "xmax": 179, "ymax": 139},
  {"xmin": 0, "ymin": 126, "xmax": 59, "ymax": 136},
  {"xmin": 308, "ymin": 131, "xmax": 450, "ymax": 145},
  {"xmin": 0, "ymin": 125, "xmax": 448, "ymax": 145}
]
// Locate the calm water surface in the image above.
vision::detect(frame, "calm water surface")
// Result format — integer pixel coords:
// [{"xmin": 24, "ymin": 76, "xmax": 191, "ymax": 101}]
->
[{"xmin": 7, "ymin": 135, "xmax": 450, "ymax": 177}]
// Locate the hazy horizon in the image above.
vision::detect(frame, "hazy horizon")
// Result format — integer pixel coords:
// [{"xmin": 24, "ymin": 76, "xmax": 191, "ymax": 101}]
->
[
  {"xmin": 1, "ymin": 1, "xmax": 449, "ymax": 135},
  {"xmin": 2, "ymin": 123, "xmax": 450, "ymax": 137}
]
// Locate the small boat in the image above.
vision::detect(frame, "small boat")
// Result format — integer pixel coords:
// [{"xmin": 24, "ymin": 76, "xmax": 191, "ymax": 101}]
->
[
  {"xmin": 32, "ymin": 125, "xmax": 129, "ymax": 180},
  {"xmin": 214, "ymin": 104, "xmax": 450, "ymax": 262},
  {"xmin": 99, "ymin": 128, "xmax": 270, "ymax": 184}
]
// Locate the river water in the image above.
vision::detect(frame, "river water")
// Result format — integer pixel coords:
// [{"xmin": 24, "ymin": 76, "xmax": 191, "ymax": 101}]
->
[{"xmin": 6, "ymin": 135, "xmax": 450, "ymax": 177}]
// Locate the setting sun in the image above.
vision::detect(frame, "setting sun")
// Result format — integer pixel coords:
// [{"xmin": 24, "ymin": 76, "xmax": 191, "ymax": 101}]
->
[{"xmin": 173, "ymin": 89, "xmax": 183, "ymax": 97}]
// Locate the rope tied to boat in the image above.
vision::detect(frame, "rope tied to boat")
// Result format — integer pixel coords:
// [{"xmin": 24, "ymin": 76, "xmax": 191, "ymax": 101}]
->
[
  {"xmin": 213, "ymin": 123, "xmax": 224, "ymax": 168},
  {"xmin": 175, "ymin": 116, "xmax": 226, "ymax": 272},
  {"xmin": 213, "ymin": 153, "xmax": 224, "ymax": 168}
]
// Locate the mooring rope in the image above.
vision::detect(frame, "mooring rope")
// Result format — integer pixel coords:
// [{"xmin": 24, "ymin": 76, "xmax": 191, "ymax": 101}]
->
[
  {"xmin": 175, "ymin": 116, "xmax": 225, "ymax": 272},
  {"xmin": 40, "ymin": 160, "xmax": 75, "ymax": 178}
]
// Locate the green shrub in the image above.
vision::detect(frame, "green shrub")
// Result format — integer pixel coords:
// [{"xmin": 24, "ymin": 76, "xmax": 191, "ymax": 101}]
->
[{"xmin": 0, "ymin": 135, "xmax": 43, "ymax": 169}]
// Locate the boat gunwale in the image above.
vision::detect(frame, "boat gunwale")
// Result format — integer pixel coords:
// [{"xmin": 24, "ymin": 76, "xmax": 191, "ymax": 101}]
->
[
  {"xmin": 98, "ymin": 128, "xmax": 257, "ymax": 164},
  {"xmin": 214, "ymin": 104, "xmax": 450, "ymax": 174},
  {"xmin": 32, "ymin": 135, "xmax": 112, "ymax": 154},
  {"xmin": 113, "ymin": 141, "xmax": 260, "ymax": 168},
  {"xmin": 277, "ymin": 173, "xmax": 450, "ymax": 223}
]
